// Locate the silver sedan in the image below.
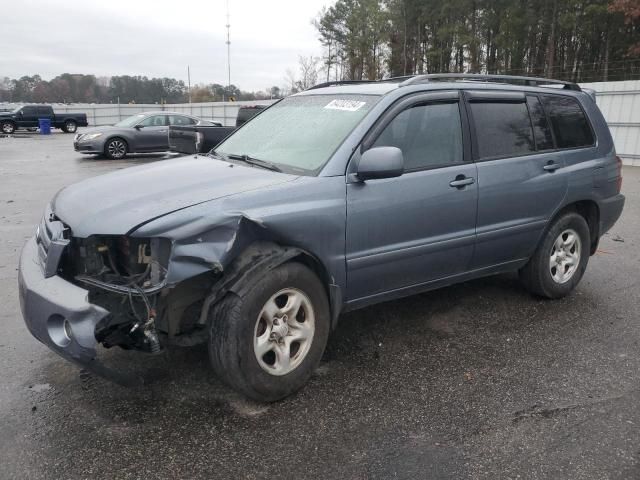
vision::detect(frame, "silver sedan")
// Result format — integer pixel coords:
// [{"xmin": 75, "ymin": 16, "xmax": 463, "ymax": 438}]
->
[{"xmin": 73, "ymin": 111, "xmax": 215, "ymax": 159}]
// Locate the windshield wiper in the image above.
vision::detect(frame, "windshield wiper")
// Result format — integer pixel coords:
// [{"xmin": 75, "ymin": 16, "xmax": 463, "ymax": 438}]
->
[{"xmin": 225, "ymin": 153, "xmax": 282, "ymax": 172}]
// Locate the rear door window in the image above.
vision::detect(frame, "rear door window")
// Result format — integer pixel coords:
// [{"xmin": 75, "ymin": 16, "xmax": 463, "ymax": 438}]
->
[
  {"xmin": 540, "ymin": 95, "xmax": 594, "ymax": 149},
  {"xmin": 470, "ymin": 102, "xmax": 535, "ymax": 159},
  {"xmin": 169, "ymin": 115, "xmax": 196, "ymax": 126}
]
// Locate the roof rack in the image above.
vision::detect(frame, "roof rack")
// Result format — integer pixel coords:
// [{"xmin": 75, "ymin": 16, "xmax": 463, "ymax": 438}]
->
[
  {"xmin": 306, "ymin": 76, "xmax": 414, "ymax": 91},
  {"xmin": 399, "ymin": 73, "xmax": 581, "ymax": 91},
  {"xmin": 307, "ymin": 80, "xmax": 379, "ymax": 91}
]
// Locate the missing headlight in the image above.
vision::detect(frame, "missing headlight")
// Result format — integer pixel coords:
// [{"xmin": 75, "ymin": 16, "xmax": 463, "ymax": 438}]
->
[{"xmin": 72, "ymin": 236, "xmax": 170, "ymax": 294}]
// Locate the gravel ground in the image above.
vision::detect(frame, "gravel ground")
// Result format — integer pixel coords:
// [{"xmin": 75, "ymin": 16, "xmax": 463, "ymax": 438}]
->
[{"xmin": 1, "ymin": 131, "xmax": 639, "ymax": 480}]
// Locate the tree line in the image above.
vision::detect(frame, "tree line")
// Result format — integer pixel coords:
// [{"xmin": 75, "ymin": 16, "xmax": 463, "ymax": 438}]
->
[
  {"xmin": 314, "ymin": 0, "xmax": 640, "ymax": 83},
  {"xmin": 0, "ymin": 73, "xmax": 282, "ymax": 104}
]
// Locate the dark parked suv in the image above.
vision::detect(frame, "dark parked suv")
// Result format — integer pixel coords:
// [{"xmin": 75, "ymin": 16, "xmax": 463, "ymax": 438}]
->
[{"xmin": 18, "ymin": 74, "xmax": 625, "ymax": 401}]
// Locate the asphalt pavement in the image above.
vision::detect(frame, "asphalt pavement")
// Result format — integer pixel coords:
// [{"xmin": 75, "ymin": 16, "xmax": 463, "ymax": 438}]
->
[{"xmin": 1, "ymin": 131, "xmax": 639, "ymax": 479}]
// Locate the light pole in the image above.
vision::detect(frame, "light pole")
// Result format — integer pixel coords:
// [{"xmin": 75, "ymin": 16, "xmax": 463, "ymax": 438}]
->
[
  {"xmin": 225, "ymin": 0, "xmax": 231, "ymax": 101},
  {"xmin": 187, "ymin": 65, "xmax": 192, "ymax": 104}
]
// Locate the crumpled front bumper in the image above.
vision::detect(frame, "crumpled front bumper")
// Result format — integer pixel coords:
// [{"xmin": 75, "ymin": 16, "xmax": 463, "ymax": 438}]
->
[{"xmin": 18, "ymin": 236, "xmax": 138, "ymax": 386}]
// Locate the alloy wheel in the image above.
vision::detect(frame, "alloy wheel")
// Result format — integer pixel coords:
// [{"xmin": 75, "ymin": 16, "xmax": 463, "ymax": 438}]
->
[
  {"xmin": 107, "ymin": 140, "xmax": 126, "ymax": 158},
  {"xmin": 254, "ymin": 288, "xmax": 316, "ymax": 376},
  {"xmin": 549, "ymin": 228, "xmax": 581, "ymax": 284}
]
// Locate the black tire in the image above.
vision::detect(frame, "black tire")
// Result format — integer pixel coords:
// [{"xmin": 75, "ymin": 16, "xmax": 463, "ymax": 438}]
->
[
  {"xmin": 104, "ymin": 137, "xmax": 128, "ymax": 159},
  {"xmin": 1, "ymin": 121, "xmax": 15, "ymax": 134},
  {"xmin": 520, "ymin": 211, "xmax": 590, "ymax": 299},
  {"xmin": 209, "ymin": 262, "xmax": 330, "ymax": 402},
  {"xmin": 63, "ymin": 120, "xmax": 77, "ymax": 133}
]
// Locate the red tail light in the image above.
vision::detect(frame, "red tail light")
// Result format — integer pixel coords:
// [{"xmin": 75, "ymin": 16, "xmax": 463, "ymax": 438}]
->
[{"xmin": 616, "ymin": 155, "xmax": 623, "ymax": 193}]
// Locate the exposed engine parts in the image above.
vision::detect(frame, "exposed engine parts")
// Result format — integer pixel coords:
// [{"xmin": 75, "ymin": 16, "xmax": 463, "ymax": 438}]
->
[{"xmin": 66, "ymin": 236, "xmax": 171, "ymax": 354}]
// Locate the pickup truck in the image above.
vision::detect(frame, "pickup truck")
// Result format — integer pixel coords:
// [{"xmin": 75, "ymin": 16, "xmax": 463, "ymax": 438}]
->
[
  {"xmin": 169, "ymin": 123, "xmax": 235, "ymax": 154},
  {"xmin": 0, "ymin": 105, "xmax": 88, "ymax": 134},
  {"xmin": 169, "ymin": 105, "xmax": 268, "ymax": 154}
]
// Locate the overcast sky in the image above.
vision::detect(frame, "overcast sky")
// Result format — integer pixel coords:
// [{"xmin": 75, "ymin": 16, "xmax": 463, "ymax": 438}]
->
[{"xmin": 1, "ymin": 0, "xmax": 331, "ymax": 91}]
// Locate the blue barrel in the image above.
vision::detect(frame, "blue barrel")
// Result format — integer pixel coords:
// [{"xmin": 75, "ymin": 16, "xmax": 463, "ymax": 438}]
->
[{"xmin": 38, "ymin": 118, "xmax": 51, "ymax": 135}]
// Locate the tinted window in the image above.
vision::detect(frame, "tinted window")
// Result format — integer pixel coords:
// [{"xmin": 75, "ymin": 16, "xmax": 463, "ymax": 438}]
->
[
  {"xmin": 169, "ymin": 115, "xmax": 196, "ymax": 126},
  {"xmin": 21, "ymin": 107, "xmax": 37, "ymax": 115},
  {"xmin": 526, "ymin": 96, "xmax": 554, "ymax": 150},
  {"xmin": 139, "ymin": 115, "xmax": 167, "ymax": 127},
  {"xmin": 541, "ymin": 95, "xmax": 594, "ymax": 149},
  {"xmin": 471, "ymin": 102, "xmax": 534, "ymax": 159},
  {"xmin": 236, "ymin": 106, "xmax": 265, "ymax": 127},
  {"xmin": 372, "ymin": 102, "xmax": 463, "ymax": 170}
]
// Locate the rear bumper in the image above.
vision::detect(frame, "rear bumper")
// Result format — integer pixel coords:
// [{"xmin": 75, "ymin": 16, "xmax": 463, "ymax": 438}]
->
[
  {"xmin": 18, "ymin": 237, "xmax": 138, "ymax": 386},
  {"xmin": 599, "ymin": 194, "xmax": 625, "ymax": 235}
]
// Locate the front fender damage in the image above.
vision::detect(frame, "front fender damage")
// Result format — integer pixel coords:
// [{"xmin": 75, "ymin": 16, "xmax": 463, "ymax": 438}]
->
[
  {"xmin": 132, "ymin": 213, "xmax": 313, "ymax": 347},
  {"xmin": 72, "ymin": 209, "xmax": 338, "ymax": 377}
]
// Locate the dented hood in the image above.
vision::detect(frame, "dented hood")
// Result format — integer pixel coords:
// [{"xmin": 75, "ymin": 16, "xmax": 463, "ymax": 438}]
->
[{"xmin": 52, "ymin": 155, "xmax": 296, "ymax": 237}]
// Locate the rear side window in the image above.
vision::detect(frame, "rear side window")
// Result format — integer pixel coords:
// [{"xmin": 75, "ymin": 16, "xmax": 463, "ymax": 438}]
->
[
  {"xmin": 541, "ymin": 95, "xmax": 594, "ymax": 149},
  {"xmin": 470, "ymin": 102, "xmax": 535, "ymax": 159},
  {"xmin": 236, "ymin": 107, "xmax": 265, "ymax": 127},
  {"xmin": 526, "ymin": 96, "xmax": 554, "ymax": 151},
  {"xmin": 169, "ymin": 115, "xmax": 196, "ymax": 126},
  {"xmin": 372, "ymin": 102, "xmax": 464, "ymax": 170}
]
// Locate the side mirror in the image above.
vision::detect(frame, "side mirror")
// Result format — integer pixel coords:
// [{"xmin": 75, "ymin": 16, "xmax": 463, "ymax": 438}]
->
[
  {"xmin": 18, "ymin": 110, "xmax": 23, "ymax": 116},
  {"xmin": 356, "ymin": 147, "xmax": 404, "ymax": 181},
  {"xmin": 134, "ymin": 124, "xmax": 143, "ymax": 130}
]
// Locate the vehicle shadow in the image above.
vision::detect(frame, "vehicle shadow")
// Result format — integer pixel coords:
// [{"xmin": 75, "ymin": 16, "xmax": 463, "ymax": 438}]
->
[
  {"xmin": 76, "ymin": 152, "xmax": 182, "ymax": 165},
  {"xmin": 39, "ymin": 271, "xmax": 535, "ymax": 405},
  {"xmin": 24, "ymin": 271, "xmax": 592, "ymax": 478}
]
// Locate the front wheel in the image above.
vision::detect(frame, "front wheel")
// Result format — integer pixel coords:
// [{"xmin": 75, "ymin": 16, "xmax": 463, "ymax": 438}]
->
[
  {"xmin": 63, "ymin": 120, "xmax": 77, "ymax": 133},
  {"xmin": 209, "ymin": 262, "xmax": 330, "ymax": 402},
  {"xmin": 104, "ymin": 138, "xmax": 128, "ymax": 159},
  {"xmin": 520, "ymin": 212, "xmax": 590, "ymax": 299},
  {"xmin": 1, "ymin": 121, "xmax": 15, "ymax": 134}
]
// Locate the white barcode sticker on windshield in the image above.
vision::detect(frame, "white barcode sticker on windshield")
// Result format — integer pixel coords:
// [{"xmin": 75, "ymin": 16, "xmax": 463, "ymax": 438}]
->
[{"xmin": 324, "ymin": 99, "xmax": 366, "ymax": 112}]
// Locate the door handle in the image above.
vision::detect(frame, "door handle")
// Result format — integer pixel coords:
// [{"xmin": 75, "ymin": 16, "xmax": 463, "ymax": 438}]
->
[
  {"xmin": 449, "ymin": 175, "xmax": 475, "ymax": 188},
  {"xmin": 543, "ymin": 162, "xmax": 560, "ymax": 172}
]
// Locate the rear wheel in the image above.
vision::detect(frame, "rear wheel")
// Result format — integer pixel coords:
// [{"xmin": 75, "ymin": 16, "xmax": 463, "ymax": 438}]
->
[
  {"xmin": 520, "ymin": 212, "xmax": 590, "ymax": 299},
  {"xmin": 63, "ymin": 120, "xmax": 77, "ymax": 133},
  {"xmin": 104, "ymin": 138, "xmax": 128, "ymax": 159},
  {"xmin": 209, "ymin": 262, "xmax": 330, "ymax": 402},
  {"xmin": 1, "ymin": 121, "xmax": 15, "ymax": 134}
]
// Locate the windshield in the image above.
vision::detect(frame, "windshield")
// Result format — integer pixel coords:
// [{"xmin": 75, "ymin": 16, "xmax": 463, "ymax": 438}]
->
[
  {"xmin": 11, "ymin": 106, "xmax": 23, "ymax": 113},
  {"xmin": 114, "ymin": 114, "xmax": 146, "ymax": 127},
  {"xmin": 215, "ymin": 94, "xmax": 378, "ymax": 175}
]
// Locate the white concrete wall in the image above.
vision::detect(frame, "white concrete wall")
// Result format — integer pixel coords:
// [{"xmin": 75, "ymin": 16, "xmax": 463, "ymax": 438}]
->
[
  {"xmin": 581, "ymin": 80, "xmax": 640, "ymax": 166},
  {"xmin": 3, "ymin": 81, "xmax": 639, "ymax": 165},
  {"xmin": 2, "ymin": 100, "xmax": 277, "ymax": 127}
]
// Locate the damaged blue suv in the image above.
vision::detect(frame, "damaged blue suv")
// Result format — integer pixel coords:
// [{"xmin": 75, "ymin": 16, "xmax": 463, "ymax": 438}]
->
[{"xmin": 19, "ymin": 74, "xmax": 625, "ymax": 401}]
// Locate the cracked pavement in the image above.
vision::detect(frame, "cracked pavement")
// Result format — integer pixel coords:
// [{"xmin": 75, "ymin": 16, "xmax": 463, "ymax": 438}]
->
[{"xmin": 1, "ymin": 132, "xmax": 639, "ymax": 479}]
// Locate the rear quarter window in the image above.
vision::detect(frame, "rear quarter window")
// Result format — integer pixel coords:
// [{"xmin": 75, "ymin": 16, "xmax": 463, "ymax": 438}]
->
[{"xmin": 541, "ymin": 95, "xmax": 594, "ymax": 149}]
